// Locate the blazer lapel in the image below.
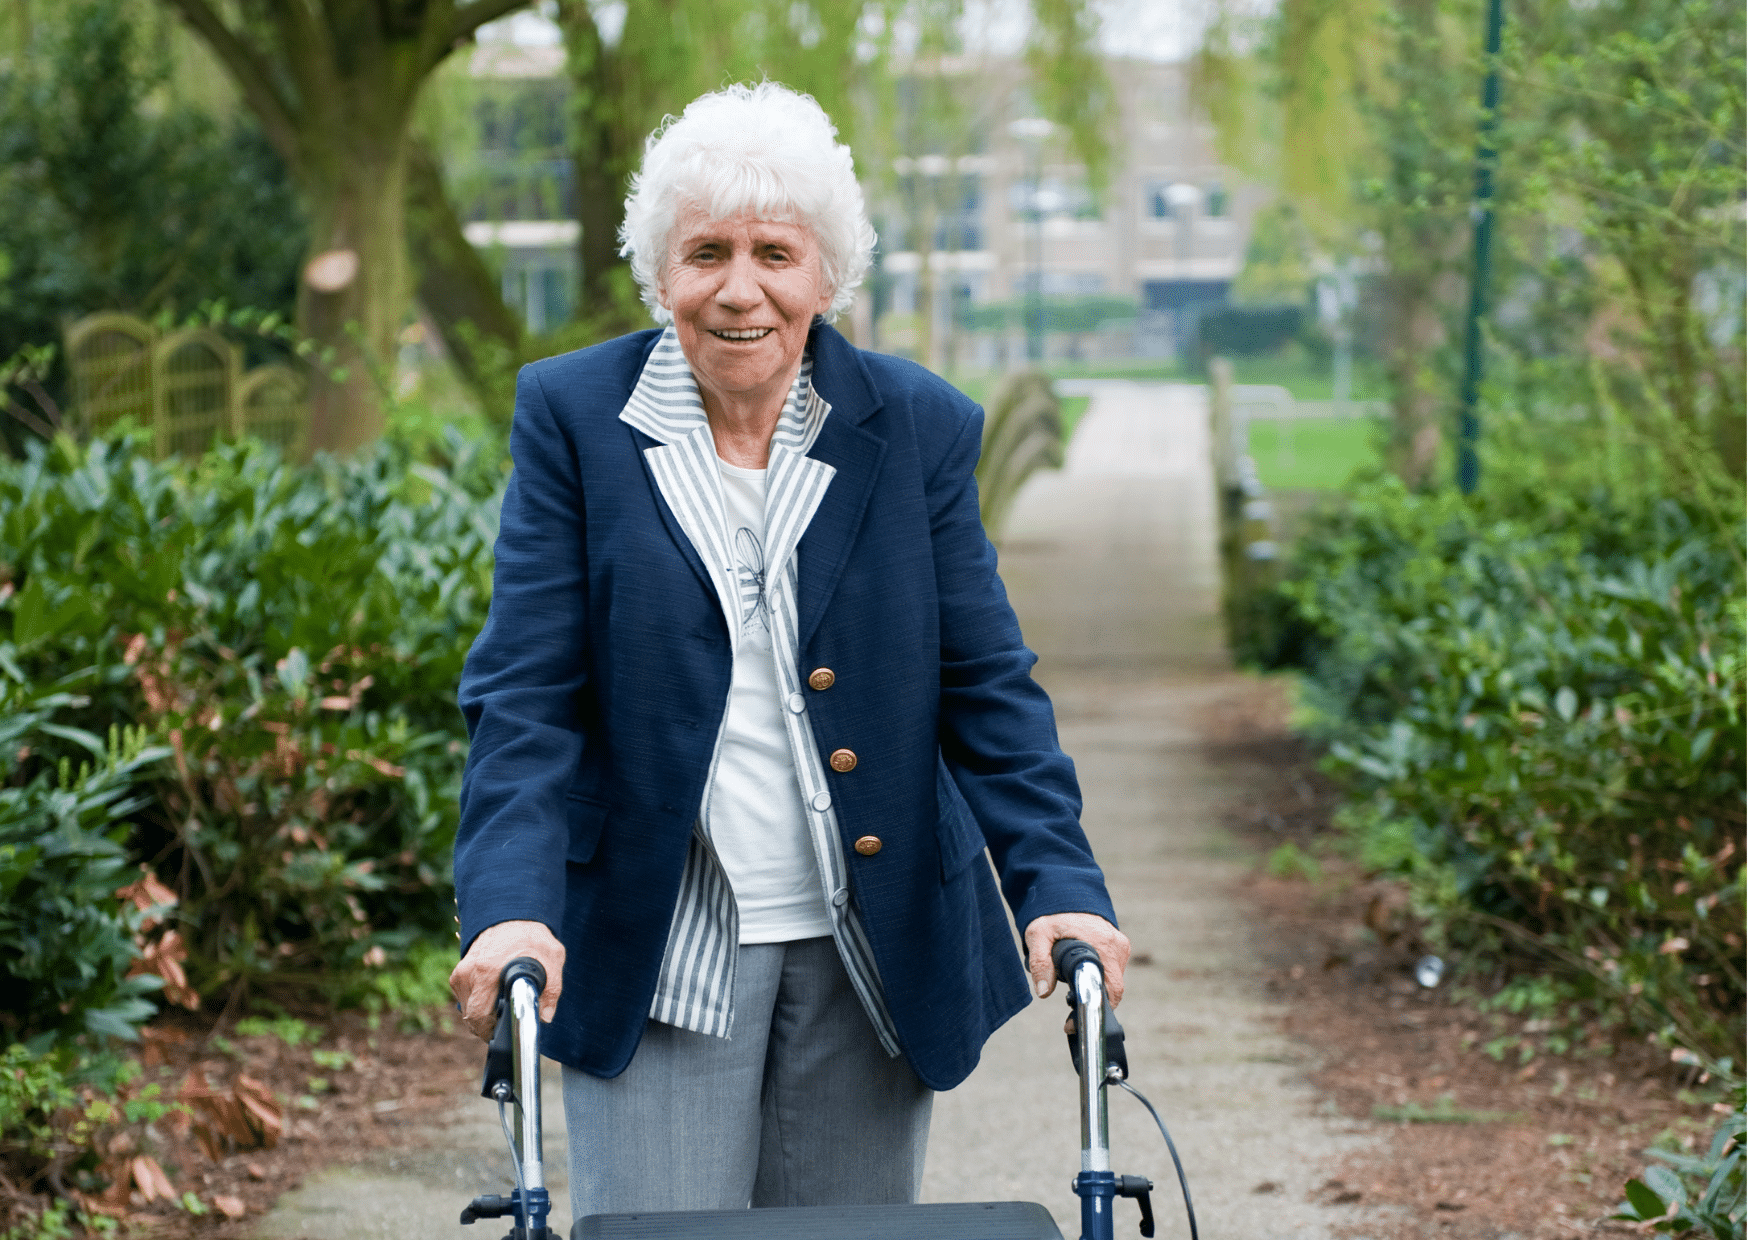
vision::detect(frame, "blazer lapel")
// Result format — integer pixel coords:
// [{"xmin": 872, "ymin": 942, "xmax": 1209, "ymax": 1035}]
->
[
  {"xmin": 795, "ymin": 410, "xmax": 886, "ymax": 648},
  {"xmin": 640, "ymin": 426, "xmax": 736, "ymax": 630},
  {"xmin": 619, "ymin": 330, "xmax": 735, "ymax": 630},
  {"xmin": 794, "ymin": 325, "xmax": 888, "ymax": 648},
  {"xmin": 763, "ymin": 380, "xmax": 837, "ymax": 592}
]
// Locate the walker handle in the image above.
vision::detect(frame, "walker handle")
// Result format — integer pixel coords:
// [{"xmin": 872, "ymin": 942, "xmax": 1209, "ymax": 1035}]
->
[
  {"xmin": 1052, "ymin": 937, "xmax": 1102, "ymax": 985},
  {"xmin": 1053, "ymin": 938, "xmax": 1128, "ymax": 1081},
  {"xmin": 480, "ymin": 957, "xmax": 546, "ymax": 1101}
]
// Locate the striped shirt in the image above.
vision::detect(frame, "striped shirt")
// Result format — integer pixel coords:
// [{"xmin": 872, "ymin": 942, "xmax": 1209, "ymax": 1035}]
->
[{"xmin": 618, "ymin": 328, "xmax": 902, "ymax": 1055}]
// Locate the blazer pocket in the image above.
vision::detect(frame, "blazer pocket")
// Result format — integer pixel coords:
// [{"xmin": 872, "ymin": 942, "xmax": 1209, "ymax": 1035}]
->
[
  {"xmin": 934, "ymin": 757, "xmax": 987, "ymax": 880},
  {"xmin": 565, "ymin": 794, "xmax": 610, "ymax": 865}
]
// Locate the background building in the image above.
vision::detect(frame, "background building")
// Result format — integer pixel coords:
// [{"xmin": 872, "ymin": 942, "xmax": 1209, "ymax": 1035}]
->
[
  {"xmin": 864, "ymin": 58, "xmax": 1263, "ymax": 368},
  {"xmin": 452, "ymin": 35, "xmax": 1260, "ymax": 366}
]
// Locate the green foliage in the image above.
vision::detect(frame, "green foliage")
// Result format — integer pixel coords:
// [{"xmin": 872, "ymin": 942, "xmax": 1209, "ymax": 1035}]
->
[
  {"xmin": 1230, "ymin": 203, "xmax": 1318, "ymax": 306},
  {"xmin": 1282, "ymin": 473, "xmax": 1745, "ymax": 1056},
  {"xmin": 356, "ymin": 939, "xmax": 461, "ymax": 1033},
  {"xmin": 1616, "ymin": 1069, "xmax": 1745, "ymax": 1238},
  {"xmin": 0, "ymin": 429, "xmax": 502, "ymax": 1032},
  {"xmin": 0, "ymin": 671, "xmax": 170, "ymax": 1045},
  {"xmin": 1, "ymin": 1044, "xmax": 171, "ymax": 1239},
  {"xmin": 0, "ymin": 1, "xmax": 305, "ymax": 368},
  {"xmin": 962, "ymin": 296, "xmax": 1137, "ymax": 336},
  {"xmin": 1264, "ymin": 841, "xmax": 1322, "ymax": 882},
  {"xmin": 232, "ymin": 1016, "xmax": 320, "ymax": 1048},
  {"xmin": 1197, "ymin": 0, "xmax": 1746, "ymax": 484}
]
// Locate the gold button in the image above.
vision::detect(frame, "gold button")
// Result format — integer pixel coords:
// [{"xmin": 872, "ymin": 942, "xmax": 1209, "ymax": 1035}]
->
[
  {"xmin": 829, "ymin": 748, "xmax": 858, "ymax": 773},
  {"xmin": 854, "ymin": 835, "xmax": 882, "ymax": 856},
  {"xmin": 808, "ymin": 668, "xmax": 836, "ymax": 691}
]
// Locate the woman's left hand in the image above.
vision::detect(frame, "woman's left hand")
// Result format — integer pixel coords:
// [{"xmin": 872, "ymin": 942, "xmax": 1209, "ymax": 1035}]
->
[{"xmin": 1024, "ymin": 912, "xmax": 1131, "ymax": 1005}]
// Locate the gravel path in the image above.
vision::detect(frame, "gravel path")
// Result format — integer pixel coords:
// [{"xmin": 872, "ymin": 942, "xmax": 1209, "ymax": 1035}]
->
[
  {"xmin": 920, "ymin": 382, "xmax": 1385, "ymax": 1237},
  {"xmin": 253, "ymin": 382, "xmax": 1386, "ymax": 1240}
]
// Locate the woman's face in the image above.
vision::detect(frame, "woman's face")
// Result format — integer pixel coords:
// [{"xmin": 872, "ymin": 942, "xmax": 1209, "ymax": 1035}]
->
[{"xmin": 659, "ymin": 210, "xmax": 833, "ymax": 413}]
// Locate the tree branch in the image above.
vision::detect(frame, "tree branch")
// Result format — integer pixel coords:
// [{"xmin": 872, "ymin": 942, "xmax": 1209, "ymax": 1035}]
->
[
  {"xmin": 161, "ymin": 0, "xmax": 302, "ymax": 164},
  {"xmin": 448, "ymin": 0, "xmax": 534, "ymax": 44}
]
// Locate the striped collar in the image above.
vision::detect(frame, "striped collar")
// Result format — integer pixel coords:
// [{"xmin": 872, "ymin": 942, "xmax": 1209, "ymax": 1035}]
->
[{"xmin": 618, "ymin": 326, "xmax": 830, "ymax": 456}]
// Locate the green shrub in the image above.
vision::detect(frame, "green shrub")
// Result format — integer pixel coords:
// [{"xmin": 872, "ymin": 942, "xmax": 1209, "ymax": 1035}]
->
[
  {"xmin": 0, "ymin": 429, "xmax": 503, "ymax": 1029},
  {"xmin": 0, "ymin": 671, "xmax": 167, "ymax": 1045},
  {"xmin": 0, "ymin": 1043, "xmax": 175, "ymax": 1239},
  {"xmin": 1615, "ymin": 1064, "xmax": 1744, "ymax": 1238},
  {"xmin": 1282, "ymin": 475, "xmax": 1745, "ymax": 1056}
]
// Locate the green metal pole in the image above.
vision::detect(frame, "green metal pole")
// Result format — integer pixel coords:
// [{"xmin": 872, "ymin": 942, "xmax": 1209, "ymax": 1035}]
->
[{"xmin": 1457, "ymin": 0, "xmax": 1505, "ymax": 494}]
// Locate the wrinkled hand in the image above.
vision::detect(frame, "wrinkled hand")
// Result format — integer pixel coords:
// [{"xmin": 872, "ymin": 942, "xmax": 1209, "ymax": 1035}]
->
[
  {"xmin": 1024, "ymin": 912, "xmax": 1131, "ymax": 1006},
  {"xmin": 449, "ymin": 920, "xmax": 566, "ymax": 1040}
]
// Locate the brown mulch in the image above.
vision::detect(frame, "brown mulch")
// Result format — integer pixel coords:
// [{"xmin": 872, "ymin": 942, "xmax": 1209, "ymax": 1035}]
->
[
  {"xmin": 1201, "ymin": 676, "xmax": 1726, "ymax": 1240},
  {"xmin": 66, "ymin": 1005, "xmax": 481, "ymax": 1239}
]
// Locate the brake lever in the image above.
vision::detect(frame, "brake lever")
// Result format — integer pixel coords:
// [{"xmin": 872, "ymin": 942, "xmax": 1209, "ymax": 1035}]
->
[
  {"xmin": 1063, "ymin": 992, "xmax": 1129, "ymax": 1081},
  {"xmin": 479, "ymin": 957, "xmax": 546, "ymax": 1102}
]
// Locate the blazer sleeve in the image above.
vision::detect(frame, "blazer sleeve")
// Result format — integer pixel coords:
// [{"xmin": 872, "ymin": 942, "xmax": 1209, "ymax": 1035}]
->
[
  {"xmin": 453, "ymin": 364, "xmax": 589, "ymax": 953},
  {"xmin": 926, "ymin": 406, "xmax": 1118, "ymax": 933}
]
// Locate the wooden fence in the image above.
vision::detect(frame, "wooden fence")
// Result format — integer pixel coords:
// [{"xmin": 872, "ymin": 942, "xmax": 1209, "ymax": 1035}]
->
[{"xmin": 65, "ymin": 313, "xmax": 310, "ymax": 459}]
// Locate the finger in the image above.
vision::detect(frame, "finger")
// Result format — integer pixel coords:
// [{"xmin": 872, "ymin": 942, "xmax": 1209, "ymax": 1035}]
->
[
  {"xmin": 1098, "ymin": 932, "xmax": 1130, "ymax": 1006},
  {"xmin": 1024, "ymin": 927, "xmax": 1055, "ymax": 999}
]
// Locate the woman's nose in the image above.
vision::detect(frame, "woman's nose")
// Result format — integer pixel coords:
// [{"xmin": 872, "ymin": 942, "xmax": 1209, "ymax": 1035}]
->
[{"xmin": 714, "ymin": 253, "xmax": 763, "ymax": 310}]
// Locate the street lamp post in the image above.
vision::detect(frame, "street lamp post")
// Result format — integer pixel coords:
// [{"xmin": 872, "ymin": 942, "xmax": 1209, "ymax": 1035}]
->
[
  {"xmin": 1008, "ymin": 118, "xmax": 1054, "ymax": 365},
  {"xmin": 1457, "ymin": 0, "xmax": 1506, "ymax": 495}
]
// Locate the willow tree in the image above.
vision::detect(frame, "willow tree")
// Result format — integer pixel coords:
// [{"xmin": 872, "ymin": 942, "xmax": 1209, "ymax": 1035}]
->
[
  {"xmin": 556, "ymin": 0, "xmax": 1114, "ymax": 331},
  {"xmin": 1195, "ymin": 0, "xmax": 1746, "ymax": 486},
  {"xmin": 404, "ymin": 0, "xmax": 1115, "ymax": 405},
  {"xmin": 158, "ymin": 0, "xmax": 533, "ymax": 453}
]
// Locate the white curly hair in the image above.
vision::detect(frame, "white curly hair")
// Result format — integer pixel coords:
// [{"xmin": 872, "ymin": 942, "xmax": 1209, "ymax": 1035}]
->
[{"xmin": 618, "ymin": 81, "xmax": 876, "ymax": 325}]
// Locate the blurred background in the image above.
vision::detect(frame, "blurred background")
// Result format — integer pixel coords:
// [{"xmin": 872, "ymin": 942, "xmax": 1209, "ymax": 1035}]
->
[{"xmin": 0, "ymin": 1, "xmax": 1741, "ymax": 1236}]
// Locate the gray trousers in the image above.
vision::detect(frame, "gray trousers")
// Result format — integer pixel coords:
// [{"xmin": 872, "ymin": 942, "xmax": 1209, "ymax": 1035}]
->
[{"xmin": 562, "ymin": 937, "xmax": 933, "ymax": 1218}]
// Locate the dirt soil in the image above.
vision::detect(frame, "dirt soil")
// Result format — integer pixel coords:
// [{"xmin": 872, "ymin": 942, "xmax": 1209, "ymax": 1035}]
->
[
  {"xmin": 99, "ymin": 1007, "xmax": 481, "ymax": 1240},
  {"xmin": 1200, "ymin": 678, "xmax": 1725, "ymax": 1240}
]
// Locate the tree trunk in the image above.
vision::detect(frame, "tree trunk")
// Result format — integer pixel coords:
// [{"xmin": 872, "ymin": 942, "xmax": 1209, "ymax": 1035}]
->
[
  {"xmin": 405, "ymin": 137, "xmax": 525, "ymax": 415},
  {"xmin": 1380, "ymin": 268, "xmax": 1449, "ymax": 489},
  {"xmin": 295, "ymin": 134, "xmax": 410, "ymax": 456}
]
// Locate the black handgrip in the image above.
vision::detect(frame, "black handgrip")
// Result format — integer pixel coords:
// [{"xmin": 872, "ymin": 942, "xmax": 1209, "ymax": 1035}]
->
[
  {"xmin": 479, "ymin": 957, "xmax": 547, "ymax": 1101},
  {"xmin": 499, "ymin": 956, "xmax": 547, "ymax": 1001},
  {"xmin": 1055, "ymin": 939, "xmax": 1129, "ymax": 1080},
  {"xmin": 1053, "ymin": 937, "xmax": 1102, "ymax": 985}
]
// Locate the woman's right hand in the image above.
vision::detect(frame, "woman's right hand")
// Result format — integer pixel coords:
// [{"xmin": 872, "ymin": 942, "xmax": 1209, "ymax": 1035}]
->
[{"xmin": 449, "ymin": 920, "xmax": 567, "ymax": 1040}]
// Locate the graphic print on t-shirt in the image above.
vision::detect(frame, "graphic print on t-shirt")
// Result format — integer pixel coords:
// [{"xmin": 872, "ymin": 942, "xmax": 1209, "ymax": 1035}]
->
[{"xmin": 733, "ymin": 526, "xmax": 770, "ymax": 640}]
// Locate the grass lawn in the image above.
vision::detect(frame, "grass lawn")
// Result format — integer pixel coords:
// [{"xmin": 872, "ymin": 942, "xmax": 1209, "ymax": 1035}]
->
[
  {"xmin": 1248, "ymin": 417, "xmax": 1384, "ymax": 490},
  {"xmin": 1227, "ymin": 353, "xmax": 1387, "ymax": 402}
]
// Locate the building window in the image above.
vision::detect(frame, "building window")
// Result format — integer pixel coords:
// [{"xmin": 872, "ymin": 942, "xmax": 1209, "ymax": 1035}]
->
[
  {"xmin": 1145, "ymin": 183, "xmax": 1170, "ymax": 220},
  {"xmin": 1205, "ymin": 183, "xmax": 1229, "ymax": 218}
]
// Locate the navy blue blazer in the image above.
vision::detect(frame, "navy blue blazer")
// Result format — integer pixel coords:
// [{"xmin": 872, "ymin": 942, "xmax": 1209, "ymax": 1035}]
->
[{"xmin": 454, "ymin": 322, "xmax": 1116, "ymax": 1091}]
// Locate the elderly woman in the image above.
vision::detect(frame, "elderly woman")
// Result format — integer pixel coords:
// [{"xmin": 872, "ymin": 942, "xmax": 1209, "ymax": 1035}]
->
[{"xmin": 448, "ymin": 82, "xmax": 1128, "ymax": 1219}]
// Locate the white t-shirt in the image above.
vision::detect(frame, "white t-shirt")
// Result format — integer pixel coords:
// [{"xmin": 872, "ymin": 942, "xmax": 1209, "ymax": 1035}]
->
[{"xmin": 708, "ymin": 459, "xmax": 833, "ymax": 943}]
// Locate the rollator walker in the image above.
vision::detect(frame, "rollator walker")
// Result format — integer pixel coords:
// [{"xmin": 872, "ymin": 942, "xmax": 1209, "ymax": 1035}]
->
[{"xmin": 460, "ymin": 940, "xmax": 1197, "ymax": 1240}]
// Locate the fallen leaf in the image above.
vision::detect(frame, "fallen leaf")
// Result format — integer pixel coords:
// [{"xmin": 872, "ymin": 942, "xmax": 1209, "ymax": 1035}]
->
[
  {"xmin": 130, "ymin": 1156, "xmax": 175, "ymax": 1203},
  {"xmin": 212, "ymin": 1195, "xmax": 247, "ymax": 1220}
]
